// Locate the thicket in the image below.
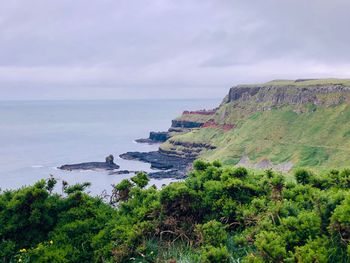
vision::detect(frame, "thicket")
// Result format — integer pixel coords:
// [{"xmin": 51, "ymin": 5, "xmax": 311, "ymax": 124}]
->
[{"xmin": 2, "ymin": 164, "xmax": 350, "ymax": 262}]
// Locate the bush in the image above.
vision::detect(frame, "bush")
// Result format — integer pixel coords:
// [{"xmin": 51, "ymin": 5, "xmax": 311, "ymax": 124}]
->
[
  {"xmin": 193, "ymin": 160, "xmax": 209, "ymax": 171},
  {"xmin": 3, "ymin": 162, "xmax": 350, "ymax": 262},
  {"xmin": 195, "ymin": 220, "xmax": 227, "ymax": 247},
  {"xmin": 254, "ymin": 231, "xmax": 287, "ymax": 262},
  {"xmin": 201, "ymin": 245, "xmax": 230, "ymax": 263},
  {"xmin": 294, "ymin": 237, "xmax": 332, "ymax": 263},
  {"xmin": 294, "ymin": 169, "xmax": 313, "ymax": 185},
  {"xmin": 232, "ymin": 167, "xmax": 248, "ymax": 178},
  {"xmin": 330, "ymin": 196, "xmax": 350, "ymax": 240},
  {"xmin": 131, "ymin": 172, "xmax": 149, "ymax": 188}
]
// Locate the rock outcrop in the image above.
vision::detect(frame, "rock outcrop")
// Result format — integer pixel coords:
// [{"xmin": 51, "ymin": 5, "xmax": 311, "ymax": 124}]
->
[
  {"xmin": 136, "ymin": 131, "xmax": 170, "ymax": 144},
  {"xmin": 171, "ymin": 119, "xmax": 205, "ymax": 128},
  {"xmin": 119, "ymin": 151, "xmax": 193, "ymax": 179},
  {"xmin": 59, "ymin": 155, "xmax": 120, "ymax": 171}
]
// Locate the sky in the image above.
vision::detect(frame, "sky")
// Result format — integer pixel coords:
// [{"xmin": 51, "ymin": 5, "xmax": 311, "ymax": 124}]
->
[{"xmin": 1, "ymin": 0, "xmax": 350, "ymax": 100}]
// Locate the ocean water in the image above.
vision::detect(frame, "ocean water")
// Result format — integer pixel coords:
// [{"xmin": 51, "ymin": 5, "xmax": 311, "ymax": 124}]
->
[{"xmin": 0, "ymin": 99, "xmax": 220, "ymax": 195}]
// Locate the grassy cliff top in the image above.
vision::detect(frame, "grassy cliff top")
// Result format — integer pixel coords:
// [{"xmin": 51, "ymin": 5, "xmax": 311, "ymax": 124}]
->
[{"xmin": 238, "ymin": 78, "xmax": 350, "ymax": 88}]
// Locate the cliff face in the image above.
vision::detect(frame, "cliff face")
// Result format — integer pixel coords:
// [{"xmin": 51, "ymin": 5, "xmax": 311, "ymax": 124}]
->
[
  {"xmin": 228, "ymin": 84, "xmax": 350, "ymax": 106},
  {"xmin": 171, "ymin": 119, "xmax": 204, "ymax": 128},
  {"xmin": 159, "ymin": 79, "xmax": 350, "ymax": 172}
]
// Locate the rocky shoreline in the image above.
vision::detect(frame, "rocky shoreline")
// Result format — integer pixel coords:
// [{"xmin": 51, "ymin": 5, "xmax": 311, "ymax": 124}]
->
[
  {"xmin": 59, "ymin": 110, "xmax": 207, "ymax": 179},
  {"xmin": 119, "ymin": 151, "xmax": 194, "ymax": 179}
]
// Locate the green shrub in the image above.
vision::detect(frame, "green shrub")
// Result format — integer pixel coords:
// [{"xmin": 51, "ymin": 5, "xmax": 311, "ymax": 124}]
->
[
  {"xmin": 131, "ymin": 172, "xmax": 149, "ymax": 188},
  {"xmin": 3, "ymin": 161, "xmax": 350, "ymax": 262},
  {"xmin": 294, "ymin": 169, "xmax": 313, "ymax": 185},
  {"xmin": 193, "ymin": 159, "xmax": 209, "ymax": 171},
  {"xmin": 254, "ymin": 231, "xmax": 287, "ymax": 262},
  {"xmin": 294, "ymin": 237, "xmax": 333, "ymax": 263},
  {"xmin": 232, "ymin": 167, "xmax": 248, "ymax": 178},
  {"xmin": 195, "ymin": 220, "xmax": 227, "ymax": 247},
  {"xmin": 201, "ymin": 245, "xmax": 230, "ymax": 263},
  {"xmin": 330, "ymin": 196, "xmax": 350, "ymax": 240}
]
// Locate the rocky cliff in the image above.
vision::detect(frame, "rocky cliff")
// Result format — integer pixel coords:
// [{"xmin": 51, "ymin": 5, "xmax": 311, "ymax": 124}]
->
[{"xmin": 228, "ymin": 83, "xmax": 350, "ymax": 107}]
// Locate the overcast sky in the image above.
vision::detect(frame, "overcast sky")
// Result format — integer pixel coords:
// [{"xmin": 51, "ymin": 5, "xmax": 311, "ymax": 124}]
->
[{"xmin": 1, "ymin": 0, "xmax": 350, "ymax": 100}]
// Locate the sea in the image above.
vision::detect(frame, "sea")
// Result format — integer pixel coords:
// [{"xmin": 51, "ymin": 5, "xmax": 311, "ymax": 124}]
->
[{"xmin": 0, "ymin": 99, "xmax": 220, "ymax": 195}]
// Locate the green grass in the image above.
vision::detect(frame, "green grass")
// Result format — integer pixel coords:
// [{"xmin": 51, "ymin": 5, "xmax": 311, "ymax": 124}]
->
[{"xmin": 238, "ymin": 78, "xmax": 350, "ymax": 88}]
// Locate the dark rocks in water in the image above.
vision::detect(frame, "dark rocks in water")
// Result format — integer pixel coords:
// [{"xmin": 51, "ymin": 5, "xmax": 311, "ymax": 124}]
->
[
  {"xmin": 148, "ymin": 169, "xmax": 186, "ymax": 179},
  {"xmin": 135, "ymin": 131, "xmax": 170, "ymax": 144},
  {"xmin": 109, "ymin": 170, "xmax": 135, "ymax": 175},
  {"xmin": 119, "ymin": 151, "xmax": 193, "ymax": 178},
  {"xmin": 59, "ymin": 155, "xmax": 120, "ymax": 171},
  {"xmin": 150, "ymin": 131, "xmax": 169, "ymax": 142}
]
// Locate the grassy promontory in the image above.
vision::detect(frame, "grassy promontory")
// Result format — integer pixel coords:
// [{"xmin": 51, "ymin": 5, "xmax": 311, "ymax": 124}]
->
[
  {"xmin": 2, "ymin": 163, "xmax": 350, "ymax": 262},
  {"xmin": 161, "ymin": 79, "xmax": 350, "ymax": 172}
]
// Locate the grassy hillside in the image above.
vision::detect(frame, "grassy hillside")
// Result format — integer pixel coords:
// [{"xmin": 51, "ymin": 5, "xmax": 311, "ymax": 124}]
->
[{"xmin": 161, "ymin": 79, "xmax": 350, "ymax": 172}]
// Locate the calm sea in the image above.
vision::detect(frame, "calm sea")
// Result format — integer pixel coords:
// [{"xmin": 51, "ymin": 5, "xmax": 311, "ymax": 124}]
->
[{"xmin": 0, "ymin": 99, "xmax": 220, "ymax": 195}]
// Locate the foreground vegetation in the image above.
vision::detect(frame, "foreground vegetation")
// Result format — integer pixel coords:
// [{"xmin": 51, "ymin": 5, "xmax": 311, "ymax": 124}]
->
[{"xmin": 2, "ymin": 162, "xmax": 350, "ymax": 262}]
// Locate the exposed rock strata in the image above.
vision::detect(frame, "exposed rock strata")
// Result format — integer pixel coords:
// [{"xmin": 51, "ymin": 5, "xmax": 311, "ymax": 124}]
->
[
  {"xmin": 171, "ymin": 120, "xmax": 204, "ymax": 128},
  {"xmin": 228, "ymin": 84, "xmax": 350, "ymax": 106},
  {"xmin": 168, "ymin": 140, "xmax": 216, "ymax": 150}
]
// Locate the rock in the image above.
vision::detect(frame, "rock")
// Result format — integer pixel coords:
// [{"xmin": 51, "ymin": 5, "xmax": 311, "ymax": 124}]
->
[
  {"xmin": 135, "ymin": 131, "xmax": 170, "ymax": 144},
  {"xmin": 105, "ymin": 154, "xmax": 115, "ymax": 165},
  {"xmin": 171, "ymin": 119, "xmax": 204, "ymax": 128},
  {"xmin": 148, "ymin": 169, "xmax": 186, "ymax": 179},
  {"xmin": 119, "ymin": 151, "xmax": 193, "ymax": 178},
  {"xmin": 59, "ymin": 155, "xmax": 120, "ymax": 171},
  {"xmin": 149, "ymin": 131, "xmax": 169, "ymax": 142},
  {"xmin": 108, "ymin": 170, "xmax": 136, "ymax": 175}
]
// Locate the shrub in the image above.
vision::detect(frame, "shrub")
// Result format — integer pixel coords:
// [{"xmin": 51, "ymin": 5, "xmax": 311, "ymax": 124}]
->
[
  {"xmin": 195, "ymin": 220, "xmax": 227, "ymax": 247},
  {"xmin": 113, "ymin": 179, "xmax": 133, "ymax": 202},
  {"xmin": 131, "ymin": 172, "xmax": 149, "ymax": 188},
  {"xmin": 193, "ymin": 160, "xmax": 209, "ymax": 171},
  {"xmin": 254, "ymin": 231, "xmax": 287, "ymax": 262},
  {"xmin": 232, "ymin": 167, "xmax": 248, "ymax": 178},
  {"xmin": 3, "ymin": 162, "xmax": 350, "ymax": 262},
  {"xmin": 330, "ymin": 196, "xmax": 350, "ymax": 240},
  {"xmin": 160, "ymin": 182, "xmax": 198, "ymax": 218},
  {"xmin": 201, "ymin": 245, "xmax": 230, "ymax": 263},
  {"xmin": 294, "ymin": 237, "xmax": 332, "ymax": 263},
  {"xmin": 294, "ymin": 169, "xmax": 313, "ymax": 185}
]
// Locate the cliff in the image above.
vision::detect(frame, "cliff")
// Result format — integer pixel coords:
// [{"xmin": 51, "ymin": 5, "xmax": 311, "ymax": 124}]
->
[
  {"xmin": 228, "ymin": 81, "xmax": 350, "ymax": 107},
  {"xmin": 159, "ymin": 79, "xmax": 350, "ymax": 172}
]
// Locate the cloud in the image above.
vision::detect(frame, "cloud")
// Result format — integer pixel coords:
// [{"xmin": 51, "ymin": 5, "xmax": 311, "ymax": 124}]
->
[{"xmin": 1, "ymin": 0, "xmax": 350, "ymax": 99}]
